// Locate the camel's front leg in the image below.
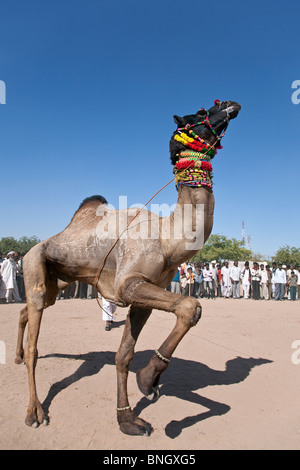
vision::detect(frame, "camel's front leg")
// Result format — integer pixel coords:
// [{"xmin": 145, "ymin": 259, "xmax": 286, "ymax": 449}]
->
[
  {"xmin": 115, "ymin": 305, "xmax": 153, "ymax": 436},
  {"xmin": 116, "ymin": 277, "xmax": 201, "ymax": 435}
]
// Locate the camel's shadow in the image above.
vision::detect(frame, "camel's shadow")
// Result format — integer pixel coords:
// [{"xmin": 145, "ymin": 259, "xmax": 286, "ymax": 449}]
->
[{"xmin": 39, "ymin": 350, "xmax": 272, "ymax": 438}]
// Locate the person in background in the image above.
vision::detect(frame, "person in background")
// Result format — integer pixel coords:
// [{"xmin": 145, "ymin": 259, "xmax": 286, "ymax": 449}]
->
[
  {"xmin": 170, "ymin": 268, "xmax": 181, "ymax": 294},
  {"xmin": 16, "ymin": 253, "xmax": 26, "ymax": 301},
  {"xmin": 211, "ymin": 262, "xmax": 217, "ymax": 297},
  {"xmin": 194, "ymin": 266, "xmax": 203, "ymax": 299},
  {"xmin": 186, "ymin": 266, "xmax": 195, "ymax": 296},
  {"xmin": 0, "ymin": 251, "xmax": 22, "ymax": 303},
  {"xmin": 271, "ymin": 262, "xmax": 277, "ymax": 299},
  {"xmin": 102, "ymin": 297, "xmax": 117, "ymax": 331},
  {"xmin": 230, "ymin": 261, "xmax": 241, "ymax": 299},
  {"xmin": 274, "ymin": 263, "xmax": 287, "ymax": 301},
  {"xmin": 266, "ymin": 265, "xmax": 273, "ymax": 300},
  {"xmin": 216, "ymin": 264, "xmax": 222, "ymax": 297},
  {"xmin": 241, "ymin": 261, "xmax": 251, "ymax": 299},
  {"xmin": 260, "ymin": 264, "xmax": 269, "ymax": 300},
  {"xmin": 203, "ymin": 263, "xmax": 214, "ymax": 299},
  {"xmin": 288, "ymin": 271, "xmax": 297, "ymax": 301},
  {"xmin": 221, "ymin": 261, "xmax": 231, "ymax": 298},
  {"xmin": 251, "ymin": 262, "xmax": 261, "ymax": 300},
  {"xmin": 180, "ymin": 272, "xmax": 188, "ymax": 295}
]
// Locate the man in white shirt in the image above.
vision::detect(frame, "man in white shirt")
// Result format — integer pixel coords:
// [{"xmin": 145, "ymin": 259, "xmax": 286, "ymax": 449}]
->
[
  {"xmin": 260, "ymin": 264, "xmax": 269, "ymax": 300},
  {"xmin": 203, "ymin": 263, "xmax": 214, "ymax": 298},
  {"xmin": 251, "ymin": 262, "xmax": 261, "ymax": 300},
  {"xmin": 297, "ymin": 266, "xmax": 300, "ymax": 300},
  {"xmin": 274, "ymin": 263, "xmax": 287, "ymax": 301},
  {"xmin": 221, "ymin": 261, "xmax": 231, "ymax": 298},
  {"xmin": 230, "ymin": 261, "xmax": 241, "ymax": 299},
  {"xmin": 241, "ymin": 261, "xmax": 251, "ymax": 299},
  {"xmin": 0, "ymin": 252, "xmax": 22, "ymax": 303}
]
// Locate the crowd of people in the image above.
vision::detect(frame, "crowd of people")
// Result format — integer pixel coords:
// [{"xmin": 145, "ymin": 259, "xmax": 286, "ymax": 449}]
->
[
  {"xmin": 0, "ymin": 251, "xmax": 116, "ymax": 331},
  {"xmin": 1, "ymin": 251, "xmax": 300, "ymax": 306},
  {"xmin": 169, "ymin": 260, "xmax": 300, "ymax": 301}
]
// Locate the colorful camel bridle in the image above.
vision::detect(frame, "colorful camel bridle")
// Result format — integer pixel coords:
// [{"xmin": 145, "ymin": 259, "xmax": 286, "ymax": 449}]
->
[{"xmin": 173, "ymin": 100, "xmax": 229, "ymax": 190}]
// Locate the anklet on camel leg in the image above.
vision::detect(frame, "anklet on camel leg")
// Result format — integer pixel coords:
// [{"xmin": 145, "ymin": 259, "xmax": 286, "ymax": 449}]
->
[
  {"xmin": 116, "ymin": 405, "xmax": 131, "ymax": 412},
  {"xmin": 155, "ymin": 349, "xmax": 170, "ymax": 364}
]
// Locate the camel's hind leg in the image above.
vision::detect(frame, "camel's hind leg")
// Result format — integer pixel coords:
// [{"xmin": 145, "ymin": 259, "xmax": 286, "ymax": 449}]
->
[
  {"xmin": 21, "ymin": 249, "xmax": 59, "ymax": 427},
  {"xmin": 15, "ymin": 306, "xmax": 28, "ymax": 364},
  {"xmin": 24, "ymin": 300, "xmax": 49, "ymax": 427},
  {"xmin": 115, "ymin": 305, "xmax": 153, "ymax": 436}
]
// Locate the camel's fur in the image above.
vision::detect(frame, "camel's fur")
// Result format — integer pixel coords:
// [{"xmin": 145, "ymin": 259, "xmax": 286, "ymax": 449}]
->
[{"xmin": 16, "ymin": 100, "xmax": 241, "ymax": 435}]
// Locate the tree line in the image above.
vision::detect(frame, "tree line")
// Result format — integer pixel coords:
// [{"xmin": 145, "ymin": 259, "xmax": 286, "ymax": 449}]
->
[
  {"xmin": 191, "ymin": 234, "xmax": 300, "ymax": 266},
  {"xmin": 0, "ymin": 236, "xmax": 41, "ymax": 256},
  {"xmin": 0, "ymin": 234, "xmax": 299, "ymax": 267}
]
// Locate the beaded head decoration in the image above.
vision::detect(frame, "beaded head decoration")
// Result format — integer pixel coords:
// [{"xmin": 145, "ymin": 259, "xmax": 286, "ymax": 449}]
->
[{"xmin": 170, "ymin": 100, "xmax": 241, "ymax": 192}]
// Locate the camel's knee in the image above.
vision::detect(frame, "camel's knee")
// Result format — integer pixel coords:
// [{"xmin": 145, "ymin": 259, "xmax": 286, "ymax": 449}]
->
[
  {"xmin": 175, "ymin": 296, "xmax": 202, "ymax": 327},
  {"xmin": 30, "ymin": 283, "xmax": 47, "ymax": 311}
]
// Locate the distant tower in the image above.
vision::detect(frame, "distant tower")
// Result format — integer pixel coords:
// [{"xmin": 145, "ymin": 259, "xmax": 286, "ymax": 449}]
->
[
  {"xmin": 242, "ymin": 221, "xmax": 245, "ymax": 246},
  {"xmin": 247, "ymin": 235, "xmax": 252, "ymax": 251}
]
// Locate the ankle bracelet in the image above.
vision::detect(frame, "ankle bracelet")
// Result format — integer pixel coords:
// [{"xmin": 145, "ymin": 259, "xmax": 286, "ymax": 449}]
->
[{"xmin": 155, "ymin": 349, "xmax": 170, "ymax": 363}]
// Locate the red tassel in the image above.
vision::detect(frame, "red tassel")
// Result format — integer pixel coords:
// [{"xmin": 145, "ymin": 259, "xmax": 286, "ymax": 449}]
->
[{"xmin": 214, "ymin": 99, "xmax": 220, "ymax": 105}]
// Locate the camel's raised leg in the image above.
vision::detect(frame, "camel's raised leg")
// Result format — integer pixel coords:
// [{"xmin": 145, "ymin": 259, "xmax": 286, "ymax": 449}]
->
[
  {"xmin": 15, "ymin": 305, "xmax": 28, "ymax": 364},
  {"xmin": 116, "ymin": 276, "xmax": 201, "ymax": 435},
  {"xmin": 115, "ymin": 305, "xmax": 153, "ymax": 436}
]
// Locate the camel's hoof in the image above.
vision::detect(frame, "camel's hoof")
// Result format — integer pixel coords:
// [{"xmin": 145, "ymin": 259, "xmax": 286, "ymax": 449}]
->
[
  {"xmin": 119, "ymin": 421, "xmax": 153, "ymax": 436},
  {"xmin": 25, "ymin": 409, "xmax": 49, "ymax": 428},
  {"xmin": 117, "ymin": 409, "xmax": 153, "ymax": 436},
  {"xmin": 15, "ymin": 356, "xmax": 24, "ymax": 365},
  {"xmin": 146, "ymin": 386, "xmax": 160, "ymax": 401}
]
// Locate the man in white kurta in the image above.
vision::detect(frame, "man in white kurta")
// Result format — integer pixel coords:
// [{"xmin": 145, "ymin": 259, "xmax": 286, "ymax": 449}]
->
[
  {"xmin": 221, "ymin": 262, "xmax": 231, "ymax": 298},
  {"xmin": 241, "ymin": 262, "xmax": 251, "ymax": 299},
  {"xmin": 0, "ymin": 252, "xmax": 22, "ymax": 303},
  {"xmin": 102, "ymin": 297, "xmax": 117, "ymax": 331}
]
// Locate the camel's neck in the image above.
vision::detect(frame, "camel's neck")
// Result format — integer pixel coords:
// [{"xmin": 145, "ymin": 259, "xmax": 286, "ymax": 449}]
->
[{"xmin": 160, "ymin": 185, "xmax": 215, "ymax": 265}]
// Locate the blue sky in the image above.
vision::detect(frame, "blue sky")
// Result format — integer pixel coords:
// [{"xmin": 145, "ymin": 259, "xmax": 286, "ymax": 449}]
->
[{"xmin": 0, "ymin": 0, "xmax": 299, "ymax": 259}]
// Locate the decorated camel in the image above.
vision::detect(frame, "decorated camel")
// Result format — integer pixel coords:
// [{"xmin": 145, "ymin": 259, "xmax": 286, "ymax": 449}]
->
[{"xmin": 15, "ymin": 100, "xmax": 241, "ymax": 436}]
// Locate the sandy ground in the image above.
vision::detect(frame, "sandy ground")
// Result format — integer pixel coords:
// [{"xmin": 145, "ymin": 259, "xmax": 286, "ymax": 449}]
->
[{"xmin": 0, "ymin": 297, "xmax": 299, "ymax": 450}]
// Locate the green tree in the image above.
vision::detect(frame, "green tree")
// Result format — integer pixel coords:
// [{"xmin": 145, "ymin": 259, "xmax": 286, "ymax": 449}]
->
[
  {"xmin": 17, "ymin": 236, "xmax": 41, "ymax": 254},
  {"xmin": 0, "ymin": 236, "xmax": 41, "ymax": 256},
  {"xmin": 272, "ymin": 245, "xmax": 300, "ymax": 267},
  {"xmin": 191, "ymin": 233, "xmax": 253, "ymax": 264},
  {"xmin": 0, "ymin": 237, "xmax": 19, "ymax": 256}
]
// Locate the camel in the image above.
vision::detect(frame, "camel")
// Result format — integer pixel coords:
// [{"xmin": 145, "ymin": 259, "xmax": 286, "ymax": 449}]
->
[{"xmin": 15, "ymin": 100, "xmax": 241, "ymax": 436}]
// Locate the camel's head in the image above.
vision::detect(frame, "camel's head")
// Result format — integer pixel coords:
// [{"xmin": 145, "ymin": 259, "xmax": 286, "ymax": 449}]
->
[{"xmin": 170, "ymin": 100, "xmax": 241, "ymax": 165}]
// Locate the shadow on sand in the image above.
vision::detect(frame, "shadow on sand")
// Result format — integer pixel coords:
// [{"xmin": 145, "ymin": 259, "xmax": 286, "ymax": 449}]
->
[{"xmin": 39, "ymin": 350, "xmax": 272, "ymax": 438}]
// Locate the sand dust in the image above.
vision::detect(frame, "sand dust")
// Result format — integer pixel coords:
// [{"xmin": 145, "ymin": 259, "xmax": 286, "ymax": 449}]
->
[{"xmin": 0, "ymin": 298, "xmax": 299, "ymax": 450}]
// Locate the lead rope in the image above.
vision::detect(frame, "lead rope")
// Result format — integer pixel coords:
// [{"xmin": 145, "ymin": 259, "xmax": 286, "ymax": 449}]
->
[{"xmin": 94, "ymin": 127, "xmax": 227, "ymax": 313}]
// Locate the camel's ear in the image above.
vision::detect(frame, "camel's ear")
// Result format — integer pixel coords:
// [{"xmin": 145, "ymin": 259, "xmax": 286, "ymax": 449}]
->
[
  {"xmin": 195, "ymin": 108, "xmax": 207, "ymax": 117},
  {"xmin": 174, "ymin": 115, "xmax": 184, "ymax": 127}
]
